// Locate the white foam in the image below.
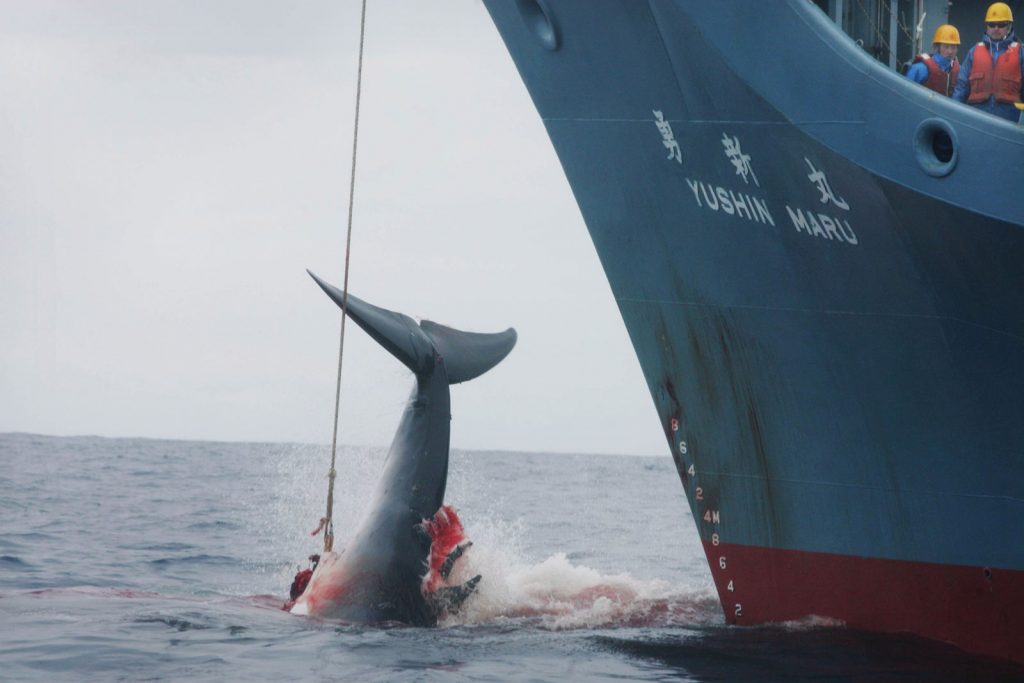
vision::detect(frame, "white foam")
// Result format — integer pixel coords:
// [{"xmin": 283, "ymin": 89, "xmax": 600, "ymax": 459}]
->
[
  {"xmin": 777, "ymin": 614, "xmax": 846, "ymax": 630},
  {"xmin": 443, "ymin": 549, "xmax": 720, "ymax": 630}
]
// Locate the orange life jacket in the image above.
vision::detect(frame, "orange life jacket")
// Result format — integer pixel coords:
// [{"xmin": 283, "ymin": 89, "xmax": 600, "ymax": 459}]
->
[
  {"xmin": 913, "ymin": 53, "xmax": 960, "ymax": 96},
  {"xmin": 967, "ymin": 42, "xmax": 1022, "ymax": 103}
]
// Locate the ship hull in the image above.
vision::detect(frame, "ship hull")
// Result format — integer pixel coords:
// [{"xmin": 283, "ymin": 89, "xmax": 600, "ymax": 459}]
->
[
  {"xmin": 484, "ymin": 0, "xmax": 1024, "ymax": 662},
  {"xmin": 708, "ymin": 541, "xmax": 1024, "ymax": 663}
]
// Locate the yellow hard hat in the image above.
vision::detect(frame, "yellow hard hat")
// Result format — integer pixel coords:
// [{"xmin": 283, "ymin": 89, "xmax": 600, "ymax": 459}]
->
[
  {"xmin": 932, "ymin": 24, "xmax": 961, "ymax": 45},
  {"xmin": 985, "ymin": 3, "xmax": 1013, "ymax": 23}
]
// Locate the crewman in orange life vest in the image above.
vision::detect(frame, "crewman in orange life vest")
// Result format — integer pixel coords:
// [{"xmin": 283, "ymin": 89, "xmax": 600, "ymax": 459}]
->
[
  {"xmin": 952, "ymin": 2, "xmax": 1024, "ymax": 121},
  {"xmin": 906, "ymin": 25, "xmax": 961, "ymax": 96}
]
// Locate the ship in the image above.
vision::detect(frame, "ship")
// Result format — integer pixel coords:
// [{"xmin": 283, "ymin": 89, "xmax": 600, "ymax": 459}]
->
[{"xmin": 481, "ymin": 0, "xmax": 1024, "ymax": 664}]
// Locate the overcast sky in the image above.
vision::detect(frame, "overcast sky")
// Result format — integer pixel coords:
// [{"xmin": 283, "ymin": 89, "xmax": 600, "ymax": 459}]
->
[{"xmin": 0, "ymin": 0, "xmax": 666, "ymax": 456}]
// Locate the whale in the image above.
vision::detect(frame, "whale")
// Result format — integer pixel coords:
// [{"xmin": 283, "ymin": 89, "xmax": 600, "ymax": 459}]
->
[{"xmin": 289, "ymin": 271, "xmax": 516, "ymax": 625}]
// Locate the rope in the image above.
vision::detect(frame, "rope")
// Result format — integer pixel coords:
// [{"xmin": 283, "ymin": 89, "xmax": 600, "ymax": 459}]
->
[
  {"xmin": 851, "ymin": 0, "xmax": 918, "ymax": 67},
  {"xmin": 324, "ymin": 0, "xmax": 369, "ymax": 553}
]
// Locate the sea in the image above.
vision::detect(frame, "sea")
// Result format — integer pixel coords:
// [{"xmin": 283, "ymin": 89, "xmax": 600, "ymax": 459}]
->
[{"xmin": 1, "ymin": 433, "xmax": 1021, "ymax": 682}]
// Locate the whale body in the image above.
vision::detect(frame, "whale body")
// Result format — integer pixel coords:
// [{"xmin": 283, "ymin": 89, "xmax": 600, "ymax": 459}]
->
[{"xmin": 290, "ymin": 271, "xmax": 516, "ymax": 625}]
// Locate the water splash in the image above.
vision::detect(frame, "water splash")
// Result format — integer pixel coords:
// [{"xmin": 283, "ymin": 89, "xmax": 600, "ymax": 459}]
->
[
  {"xmin": 444, "ymin": 549, "xmax": 720, "ymax": 630},
  {"xmin": 250, "ymin": 444, "xmax": 719, "ymax": 629},
  {"xmin": 241, "ymin": 442, "xmax": 386, "ymax": 595}
]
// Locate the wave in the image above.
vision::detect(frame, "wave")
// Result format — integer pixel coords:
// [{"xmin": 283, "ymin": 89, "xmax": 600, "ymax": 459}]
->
[
  {"xmin": 0, "ymin": 555, "xmax": 34, "ymax": 569},
  {"xmin": 149, "ymin": 554, "xmax": 238, "ymax": 568}
]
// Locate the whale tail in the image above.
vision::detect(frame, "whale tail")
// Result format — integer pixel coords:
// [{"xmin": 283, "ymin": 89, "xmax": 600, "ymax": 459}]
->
[{"xmin": 307, "ymin": 270, "xmax": 517, "ymax": 383}]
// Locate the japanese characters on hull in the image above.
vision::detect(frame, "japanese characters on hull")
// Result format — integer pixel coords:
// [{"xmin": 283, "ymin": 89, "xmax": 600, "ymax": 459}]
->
[{"xmin": 652, "ymin": 111, "xmax": 859, "ymax": 246}]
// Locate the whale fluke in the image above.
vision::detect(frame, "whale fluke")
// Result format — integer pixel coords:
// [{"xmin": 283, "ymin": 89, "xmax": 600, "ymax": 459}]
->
[
  {"xmin": 419, "ymin": 320, "xmax": 516, "ymax": 384},
  {"xmin": 307, "ymin": 269, "xmax": 433, "ymax": 374},
  {"xmin": 307, "ymin": 270, "xmax": 516, "ymax": 382}
]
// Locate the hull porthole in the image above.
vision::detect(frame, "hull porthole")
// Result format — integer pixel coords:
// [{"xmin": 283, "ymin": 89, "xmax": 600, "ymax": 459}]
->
[
  {"xmin": 913, "ymin": 118, "xmax": 958, "ymax": 177},
  {"xmin": 515, "ymin": 0, "xmax": 560, "ymax": 51}
]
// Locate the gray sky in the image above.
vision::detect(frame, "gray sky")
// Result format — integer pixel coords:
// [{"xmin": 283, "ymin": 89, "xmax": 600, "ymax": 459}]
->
[{"xmin": 0, "ymin": 1, "xmax": 665, "ymax": 456}]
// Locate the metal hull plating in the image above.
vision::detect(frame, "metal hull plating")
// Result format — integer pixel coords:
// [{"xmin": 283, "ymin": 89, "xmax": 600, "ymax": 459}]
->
[{"xmin": 484, "ymin": 0, "xmax": 1024, "ymax": 662}]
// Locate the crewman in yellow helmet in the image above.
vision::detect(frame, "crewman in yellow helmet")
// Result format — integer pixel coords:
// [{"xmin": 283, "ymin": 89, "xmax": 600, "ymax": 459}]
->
[
  {"xmin": 952, "ymin": 3, "xmax": 1024, "ymax": 121},
  {"xmin": 906, "ymin": 25, "xmax": 961, "ymax": 96}
]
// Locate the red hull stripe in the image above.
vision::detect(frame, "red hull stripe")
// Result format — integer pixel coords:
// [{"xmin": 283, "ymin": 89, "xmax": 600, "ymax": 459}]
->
[{"xmin": 703, "ymin": 541, "xmax": 1024, "ymax": 664}]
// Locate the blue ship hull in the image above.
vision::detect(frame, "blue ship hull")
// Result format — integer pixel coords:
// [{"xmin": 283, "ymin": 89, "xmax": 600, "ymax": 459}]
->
[{"xmin": 484, "ymin": 0, "xmax": 1024, "ymax": 662}]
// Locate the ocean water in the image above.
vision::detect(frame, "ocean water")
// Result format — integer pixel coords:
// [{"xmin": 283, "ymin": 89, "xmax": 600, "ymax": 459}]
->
[{"xmin": 1, "ymin": 433, "xmax": 1021, "ymax": 682}]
